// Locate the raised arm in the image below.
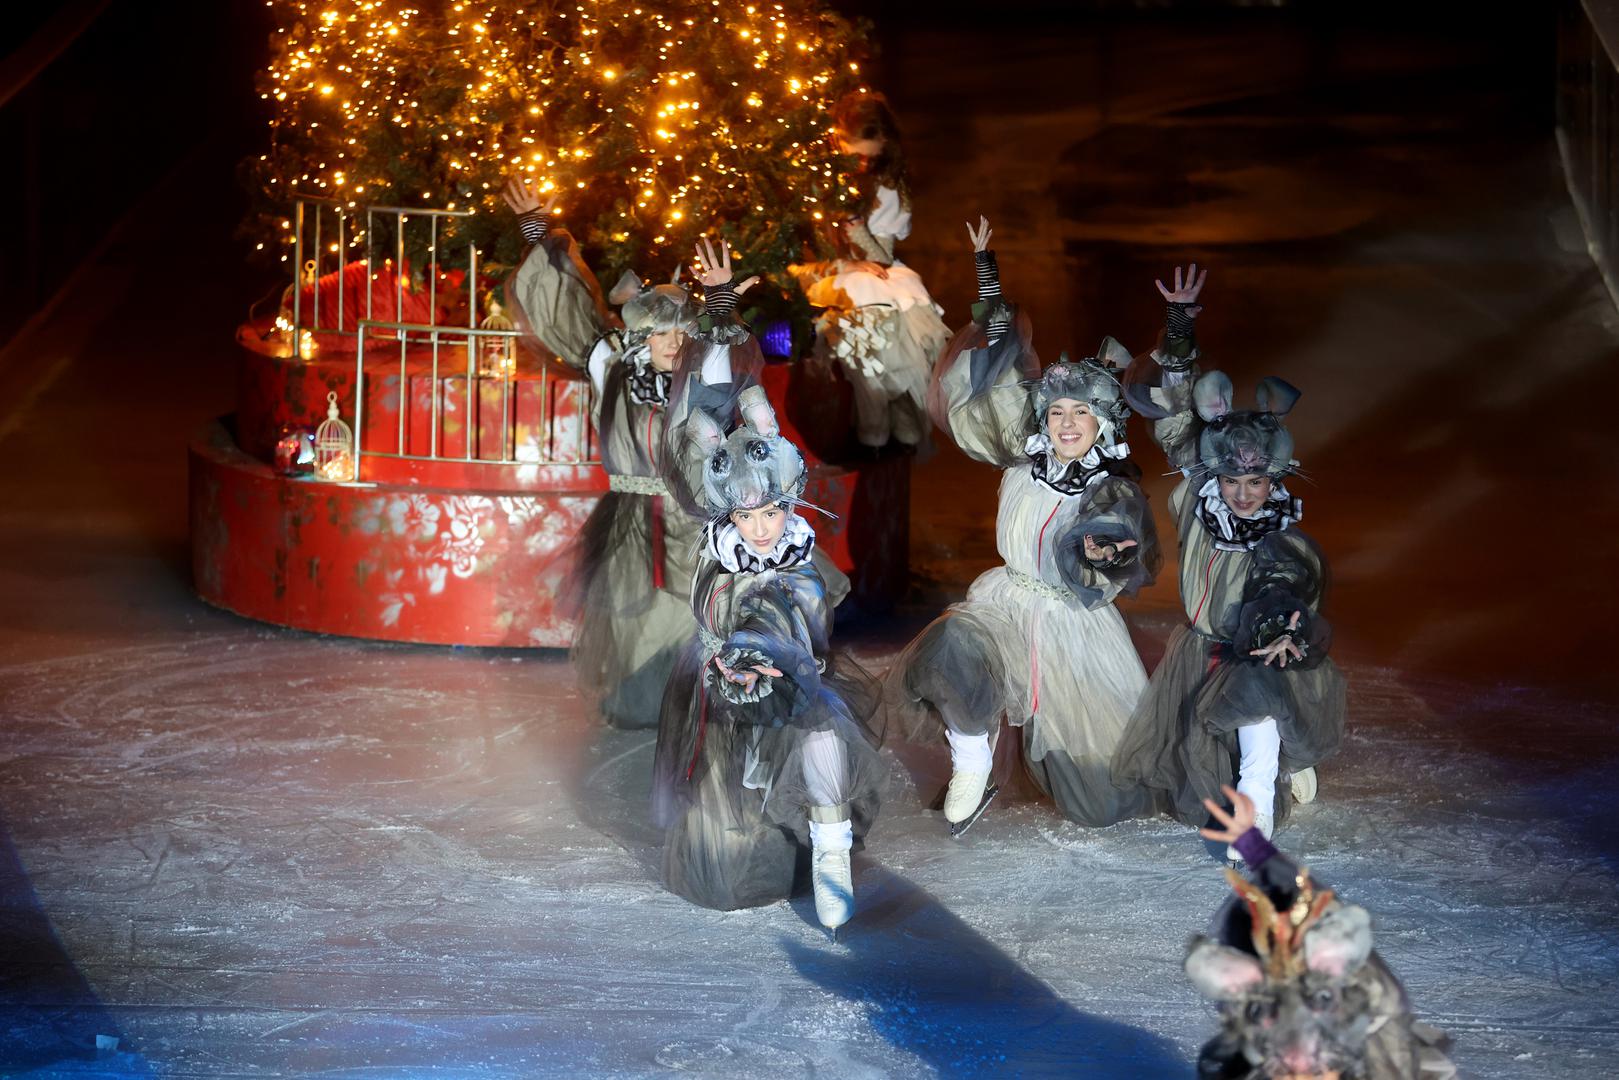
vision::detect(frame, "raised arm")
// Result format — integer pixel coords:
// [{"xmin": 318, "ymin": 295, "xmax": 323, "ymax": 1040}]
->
[
  {"xmin": 1123, "ymin": 265, "xmax": 1208, "ymax": 473},
  {"xmin": 667, "ymin": 237, "xmax": 762, "ymax": 422},
  {"xmin": 927, "ymin": 217, "xmax": 1036, "ymax": 466},
  {"xmin": 503, "ymin": 176, "xmax": 560, "ymax": 249},
  {"xmin": 501, "ymin": 175, "xmax": 611, "ymax": 371}
]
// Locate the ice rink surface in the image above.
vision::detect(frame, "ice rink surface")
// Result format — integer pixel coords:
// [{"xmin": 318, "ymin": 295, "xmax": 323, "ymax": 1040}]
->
[
  {"xmin": 2, "ymin": 7, "xmax": 1617, "ymax": 1078},
  {"xmin": 0, "ymin": 629, "xmax": 1615, "ymax": 1077}
]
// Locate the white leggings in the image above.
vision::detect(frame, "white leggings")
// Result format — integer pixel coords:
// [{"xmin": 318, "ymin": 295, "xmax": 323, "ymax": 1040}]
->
[
  {"xmin": 945, "ymin": 728, "xmax": 994, "ymax": 775},
  {"xmin": 802, "ymin": 729, "xmax": 853, "ymax": 851},
  {"xmin": 1237, "ymin": 718, "xmax": 1280, "ymax": 815}
]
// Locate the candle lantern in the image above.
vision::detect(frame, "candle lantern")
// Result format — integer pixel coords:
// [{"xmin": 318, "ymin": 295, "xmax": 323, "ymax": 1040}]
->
[{"xmin": 313, "ymin": 391, "xmax": 356, "ymax": 481}]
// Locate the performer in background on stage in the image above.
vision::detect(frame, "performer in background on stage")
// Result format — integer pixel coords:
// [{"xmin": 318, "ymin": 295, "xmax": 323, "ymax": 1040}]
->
[
  {"xmin": 1189, "ymin": 789, "xmax": 1457, "ymax": 1079},
  {"xmin": 1112, "ymin": 266, "xmax": 1345, "ymax": 862},
  {"xmin": 790, "ymin": 92, "xmax": 950, "ymax": 450},
  {"xmin": 503, "ymin": 177, "xmax": 753, "ymax": 730},
  {"xmin": 650, "ymin": 243, "xmax": 883, "ymax": 931},
  {"xmin": 885, "ymin": 216, "xmax": 1161, "ymax": 835}
]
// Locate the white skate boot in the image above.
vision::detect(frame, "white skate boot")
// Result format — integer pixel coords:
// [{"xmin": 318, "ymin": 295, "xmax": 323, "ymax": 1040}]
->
[
  {"xmin": 1289, "ymin": 766, "xmax": 1318, "ymax": 805},
  {"xmin": 808, "ymin": 816, "xmax": 854, "ymax": 932},
  {"xmin": 943, "ymin": 769, "xmax": 991, "ymax": 824},
  {"xmin": 942, "ymin": 729, "xmax": 994, "ymax": 828}
]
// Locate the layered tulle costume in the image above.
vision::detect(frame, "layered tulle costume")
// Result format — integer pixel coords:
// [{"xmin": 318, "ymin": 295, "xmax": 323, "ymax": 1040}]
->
[
  {"xmin": 1187, "ymin": 829, "xmax": 1456, "ymax": 1078},
  {"xmin": 1111, "ymin": 301, "xmax": 1346, "ymax": 829},
  {"xmin": 651, "ymin": 355, "xmax": 883, "ymax": 927},
  {"xmin": 506, "ymin": 210, "xmax": 753, "ymax": 728},
  {"xmin": 885, "ymin": 247, "xmax": 1161, "ymax": 827}
]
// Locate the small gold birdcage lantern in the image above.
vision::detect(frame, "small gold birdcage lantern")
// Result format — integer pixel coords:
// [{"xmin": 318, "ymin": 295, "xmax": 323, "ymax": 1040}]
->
[
  {"xmin": 313, "ymin": 391, "xmax": 355, "ymax": 481},
  {"xmin": 478, "ymin": 294, "xmax": 517, "ymax": 377}
]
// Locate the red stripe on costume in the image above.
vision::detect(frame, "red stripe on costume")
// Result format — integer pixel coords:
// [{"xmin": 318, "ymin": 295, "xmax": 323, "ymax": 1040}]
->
[
  {"xmin": 648, "ymin": 409, "xmax": 666, "ymax": 589},
  {"xmin": 687, "ymin": 683, "xmax": 709, "ymax": 781},
  {"xmin": 1191, "ymin": 549, "xmax": 1220, "ymax": 628},
  {"xmin": 1029, "ymin": 502, "xmax": 1062, "ymax": 717},
  {"xmin": 650, "ymin": 496, "xmax": 666, "ymax": 589}
]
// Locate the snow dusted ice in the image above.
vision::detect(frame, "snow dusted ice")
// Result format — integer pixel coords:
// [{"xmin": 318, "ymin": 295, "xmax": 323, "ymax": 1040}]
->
[
  {"xmin": 3, "ymin": 8, "xmax": 1618, "ymax": 1078},
  {"xmin": 0, "ymin": 628, "xmax": 1615, "ymax": 1076}
]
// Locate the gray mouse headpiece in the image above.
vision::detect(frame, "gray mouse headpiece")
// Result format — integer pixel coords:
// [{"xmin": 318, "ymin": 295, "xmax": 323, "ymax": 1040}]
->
[
  {"xmin": 687, "ymin": 387, "xmax": 809, "ymax": 518},
  {"xmin": 1031, "ymin": 337, "xmax": 1133, "ymax": 450},
  {"xmin": 609, "ymin": 270, "xmax": 694, "ymax": 344},
  {"xmin": 1193, "ymin": 372, "xmax": 1300, "ymax": 479}
]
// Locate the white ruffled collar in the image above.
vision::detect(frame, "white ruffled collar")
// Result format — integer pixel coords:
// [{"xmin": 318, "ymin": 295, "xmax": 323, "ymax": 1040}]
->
[
  {"xmin": 1195, "ymin": 477, "xmax": 1302, "ymax": 551},
  {"xmin": 705, "ymin": 512, "xmax": 816, "ymax": 573},
  {"xmin": 1023, "ymin": 433, "xmax": 1129, "ymax": 494}
]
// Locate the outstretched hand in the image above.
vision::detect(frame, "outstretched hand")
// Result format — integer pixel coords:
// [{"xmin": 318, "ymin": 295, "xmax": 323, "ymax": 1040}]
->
[
  {"xmin": 691, "ymin": 236, "xmax": 758, "ymax": 296},
  {"xmin": 965, "ymin": 215, "xmax": 993, "ymax": 253},
  {"xmin": 1250, "ymin": 611, "xmax": 1304, "ymax": 667},
  {"xmin": 1155, "ymin": 263, "xmax": 1207, "ymax": 315},
  {"xmin": 1083, "ymin": 534, "xmax": 1139, "ymax": 563},
  {"xmin": 713, "ymin": 653, "xmax": 783, "ymax": 694},
  {"xmin": 1198, "ymin": 785, "xmax": 1257, "ymax": 844},
  {"xmin": 501, "ymin": 176, "xmax": 559, "ymax": 216}
]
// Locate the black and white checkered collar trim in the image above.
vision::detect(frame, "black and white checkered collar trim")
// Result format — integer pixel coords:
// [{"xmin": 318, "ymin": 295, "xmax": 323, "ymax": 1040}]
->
[
  {"xmin": 704, "ymin": 512, "xmax": 816, "ymax": 573},
  {"xmin": 1195, "ymin": 477, "xmax": 1302, "ymax": 551}
]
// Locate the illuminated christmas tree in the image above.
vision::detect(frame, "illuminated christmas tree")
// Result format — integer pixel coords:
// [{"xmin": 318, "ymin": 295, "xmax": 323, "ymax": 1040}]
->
[{"xmin": 246, "ymin": 0, "xmax": 872, "ymax": 294}]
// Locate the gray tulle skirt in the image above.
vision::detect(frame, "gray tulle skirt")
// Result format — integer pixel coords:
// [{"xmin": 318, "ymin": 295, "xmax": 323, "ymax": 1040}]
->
[
  {"xmin": 884, "ymin": 567, "xmax": 1159, "ymax": 827},
  {"xmin": 650, "ymin": 641, "xmax": 885, "ymax": 911},
  {"xmin": 564, "ymin": 491, "xmax": 698, "ymax": 729},
  {"xmin": 1111, "ymin": 624, "xmax": 1346, "ymax": 825}
]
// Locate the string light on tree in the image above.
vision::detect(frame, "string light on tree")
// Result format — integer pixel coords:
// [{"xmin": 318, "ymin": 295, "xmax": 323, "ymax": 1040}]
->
[{"xmin": 248, "ymin": 0, "xmax": 872, "ymax": 288}]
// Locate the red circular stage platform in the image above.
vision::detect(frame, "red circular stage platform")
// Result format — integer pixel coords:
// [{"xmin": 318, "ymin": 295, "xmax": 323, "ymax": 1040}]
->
[{"xmin": 190, "ymin": 326, "xmax": 909, "ymax": 647}]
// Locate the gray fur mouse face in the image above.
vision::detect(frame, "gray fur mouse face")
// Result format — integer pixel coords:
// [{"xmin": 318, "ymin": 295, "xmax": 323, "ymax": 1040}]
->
[
  {"xmin": 701, "ymin": 428, "xmax": 805, "ymax": 516},
  {"xmin": 1217, "ymin": 968, "xmax": 1376, "ymax": 1077},
  {"xmin": 1186, "ymin": 899, "xmax": 1380, "ymax": 1079}
]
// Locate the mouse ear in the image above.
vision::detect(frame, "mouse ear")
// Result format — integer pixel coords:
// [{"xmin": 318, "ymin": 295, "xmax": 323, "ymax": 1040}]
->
[
  {"xmin": 1193, "ymin": 370, "xmax": 1233, "ymax": 422},
  {"xmin": 1303, "ymin": 904, "xmax": 1373, "ymax": 979},
  {"xmin": 608, "ymin": 269, "xmax": 644, "ymax": 307},
  {"xmin": 1095, "ymin": 336, "xmax": 1133, "ymax": 370},
  {"xmin": 1255, "ymin": 376, "xmax": 1301, "ymax": 416},
  {"xmin": 687, "ymin": 408, "xmax": 725, "ymax": 454},
  {"xmin": 1185, "ymin": 937, "xmax": 1266, "ymax": 1001},
  {"xmin": 738, "ymin": 386, "xmax": 779, "ymax": 437}
]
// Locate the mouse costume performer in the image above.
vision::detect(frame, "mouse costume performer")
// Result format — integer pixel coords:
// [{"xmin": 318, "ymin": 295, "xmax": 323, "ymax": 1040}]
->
[
  {"xmin": 650, "ymin": 379, "xmax": 884, "ymax": 931},
  {"xmin": 885, "ymin": 237, "xmax": 1161, "ymax": 831},
  {"xmin": 505, "ymin": 203, "xmax": 756, "ymax": 729},
  {"xmin": 1187, "ymin": 828, "xmax": 1456, "ymax": 1079},
  {"xmin": 1112, "ymin": 292, "xmax": 1345, "ymax": 847}
]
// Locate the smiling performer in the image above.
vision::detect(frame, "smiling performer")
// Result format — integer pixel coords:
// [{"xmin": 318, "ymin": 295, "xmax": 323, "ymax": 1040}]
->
[
  {"xmin": 504, "ymin": 180, "xmax": 762, "ymax": 730},
  {"xmin": 885, "ymin": 217, "xmax": 1161, "ymax": 834},
  {"xmin": 1112, "ymin": 266, "xmax": 1345, "ymax": 860},
  {"xmin": 647, "ymin": 239, "xmax": 882, "ymax": 932}
]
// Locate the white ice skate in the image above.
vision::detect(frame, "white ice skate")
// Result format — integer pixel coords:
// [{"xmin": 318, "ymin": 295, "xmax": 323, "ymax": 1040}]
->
[
  {"xmin": 1289, "ymin": 766, "xmax": 1318, "ymax": 805},
  {"xmin": 1227, "ymin": 812, "xmax": 1274, "ymax": 866},
  {"xmin": 943, "ymin": 769, "xmax": 990, "ymax": 825},
  {"xmin": 811, "ymin": 846, "xmax": 854, "ymax": 932}
]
